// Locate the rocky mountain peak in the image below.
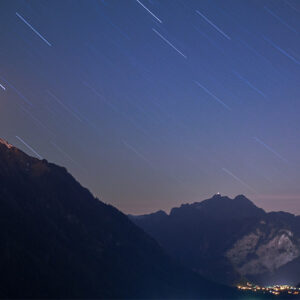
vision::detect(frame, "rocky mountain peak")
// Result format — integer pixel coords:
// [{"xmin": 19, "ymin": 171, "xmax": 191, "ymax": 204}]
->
[
  {"xmin": 0, "ymin": 140, "xmax": 235, "ymax": 298},
  {"xmin": 131, "ymin": 193, "xmax": 300, "ymax": 286},
  {"xmin": 0, "ymin": 138, "xmax": 13, "ymax": 149}
]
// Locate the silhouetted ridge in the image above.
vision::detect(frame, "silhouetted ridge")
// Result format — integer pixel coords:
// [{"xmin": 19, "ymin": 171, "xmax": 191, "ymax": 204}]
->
[
  {"xmin": 131, "ymin": 194, "xmax": 300, "ymax": 286},
  {"xmin": 168, "ymin": 194, "xmax": 265, "ymax": 220},
  {"xmin": 0, "ymin": 139, "xmax": 236, "ymax": 299}
]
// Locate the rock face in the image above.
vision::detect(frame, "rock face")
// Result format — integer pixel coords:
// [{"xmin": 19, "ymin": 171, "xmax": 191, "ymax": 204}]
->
[
  {"xmin": 0, "ymin": 139, "xmax": 235, "ymax": 299},
  {"xmin": 130, "ymin": 194, "xmax": 300, "ymax": 286},
  {"xmin": 226, "ymin": 229, "xmax": 300, "ymax": 275}
]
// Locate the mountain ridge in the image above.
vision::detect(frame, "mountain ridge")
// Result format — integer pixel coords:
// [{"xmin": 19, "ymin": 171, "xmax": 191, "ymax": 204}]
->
[
  {"xmin": 0, "ymin": 138, "xmax": 238, "ymax": 299},
  {"xmin": 130, "ymin": 194, "xmax": 300, "ymax": 286},
  {"xmin": 130, "ymin": 194, "xmax": 297, "ymax": 219}
]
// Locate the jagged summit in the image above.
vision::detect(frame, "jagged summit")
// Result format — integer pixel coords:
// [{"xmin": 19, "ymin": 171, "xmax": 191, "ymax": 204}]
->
[
  {"xmin": 0, "ymin": 138, "xmax": 13, "ymax": 149},
  {"xmin": 131, "ymin": 194, "xmax": 300, "ymax": 287},
  {"xmin": 198, "ymin": 194, "xmax": 260, "ymax": 208},
  {"xmin": 168, "ymin": 194, "xmax": 265, "ymax": 220},
  {"xmin": 213, "ymin": 192, "xmax": 222, "ymax": 197},
  {"xmin": 129, "ymin": 194, "xmax": 265, "ymax": 227},
  {"xmin": 131, "ymin": 194, "xmax": 264, "ymax": 219},
  {"xmin": 234, "ymin": 194, "xmax": 251, "ymax": 201}
]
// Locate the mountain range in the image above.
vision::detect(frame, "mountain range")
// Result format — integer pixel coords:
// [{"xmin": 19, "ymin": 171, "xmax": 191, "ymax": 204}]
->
[
  {"xmin": 0, "ymin": 138, "xmax": 238, "ymax": 299},
  {"xmin": 129, "ymin": 194, "xmax": 300, "ymax": 287}
]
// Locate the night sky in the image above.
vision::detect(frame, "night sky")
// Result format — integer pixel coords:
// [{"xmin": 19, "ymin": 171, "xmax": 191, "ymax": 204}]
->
[{"xmin": 1, "ymin": 0, "xmax": 300, "ymax": 215}]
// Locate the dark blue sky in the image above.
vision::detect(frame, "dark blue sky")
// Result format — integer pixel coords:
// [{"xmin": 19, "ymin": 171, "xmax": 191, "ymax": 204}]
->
[{"xmin": 1, "ymin": 0, "xmax": 300, "ymax": 214}]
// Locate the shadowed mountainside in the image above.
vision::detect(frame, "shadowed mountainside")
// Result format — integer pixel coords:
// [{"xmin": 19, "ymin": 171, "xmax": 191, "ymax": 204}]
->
[
  {"xmin": 0, "ymin": 138, "xmax": 239, "ymax": 299},
  {"xmin": 130, "ymin": 194, "xmax": 300, "ymax": 286}
]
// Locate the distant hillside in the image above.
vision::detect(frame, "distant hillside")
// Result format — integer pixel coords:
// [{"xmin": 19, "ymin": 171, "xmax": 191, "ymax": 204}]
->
[
  {"xmin": 0, "ymin": 139, "xmax": 237, "ymax": 299},
  {"xmin": 130, "ymin": 194, "xmax": 300, "ymax": 286}
]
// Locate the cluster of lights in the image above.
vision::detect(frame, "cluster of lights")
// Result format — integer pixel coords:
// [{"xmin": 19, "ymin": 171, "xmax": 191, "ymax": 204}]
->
[{"xmin": 237, "ymin": 282, "xmax": 300, "ymax": 296}]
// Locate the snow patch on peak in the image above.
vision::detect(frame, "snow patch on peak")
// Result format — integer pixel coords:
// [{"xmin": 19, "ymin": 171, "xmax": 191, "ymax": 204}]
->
[{"xmin": 0, "ymin": 138, "xmax": 13, "ymax": 149}]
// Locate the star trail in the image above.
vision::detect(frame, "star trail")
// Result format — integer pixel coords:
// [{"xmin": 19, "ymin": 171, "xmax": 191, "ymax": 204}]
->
[
  {"xmin": 16, "ymin": 12, "xmax": 52, "ymax": 46},
  {"xmin": 0, "ymin": 0, "xmax": 300, "ymax": 215}
]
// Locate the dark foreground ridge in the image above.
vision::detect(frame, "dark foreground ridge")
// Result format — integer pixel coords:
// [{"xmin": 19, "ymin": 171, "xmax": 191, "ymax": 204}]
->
[{"xmin": 0, "ymin": 139, "xmax": 239, "ymax": 299}]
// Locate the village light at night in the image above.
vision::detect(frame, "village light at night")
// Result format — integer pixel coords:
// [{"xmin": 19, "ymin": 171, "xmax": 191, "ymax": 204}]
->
[{"xmin": 237, "ymin": 282, "xmax": 300, "ymax": 296}]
